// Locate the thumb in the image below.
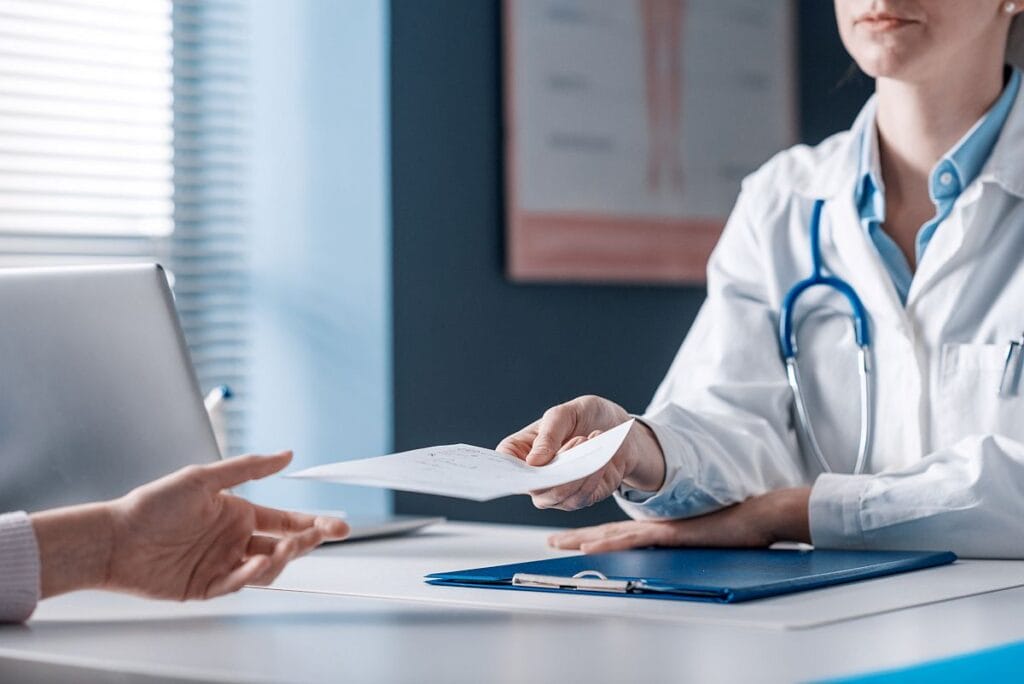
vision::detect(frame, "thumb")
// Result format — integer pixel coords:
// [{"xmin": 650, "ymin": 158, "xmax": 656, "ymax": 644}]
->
[
  {"xmin": 526, "ymin": 405, "xmax": 575, "ymax": 466},
  {"xmin": 526, "ymin": 437, "xmax": 559, "ymax": 466}
]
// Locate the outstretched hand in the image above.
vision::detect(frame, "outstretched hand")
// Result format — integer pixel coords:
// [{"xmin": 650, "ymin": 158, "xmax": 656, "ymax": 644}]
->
[{"xmin": 32, "ymin": 452, "xmax": 349, "ymax": 601}]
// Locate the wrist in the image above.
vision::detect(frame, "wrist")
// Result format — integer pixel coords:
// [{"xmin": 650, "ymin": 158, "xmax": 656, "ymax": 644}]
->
[
  {"xmin": 31, "ymin": 501, "xmax": 115, "ymax": 598},
  {"xmin": 759, "ymin": 487, "xmax": 812, "ymax": 544},
  {"xmin": 621, "ymin": 421, "xmax": 666, "ymax": 492}
]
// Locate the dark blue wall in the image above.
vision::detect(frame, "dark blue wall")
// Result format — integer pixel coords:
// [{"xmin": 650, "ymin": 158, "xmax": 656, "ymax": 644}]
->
[{"xmin": 390, "ymin": 0, "xmax": 872, "ymax": 527}]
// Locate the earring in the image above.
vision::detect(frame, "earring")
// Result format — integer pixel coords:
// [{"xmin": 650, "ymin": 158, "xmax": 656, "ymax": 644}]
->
[{"xmin": 1005, "ymin": 1, "xmax": 1018, "ymax": 14}]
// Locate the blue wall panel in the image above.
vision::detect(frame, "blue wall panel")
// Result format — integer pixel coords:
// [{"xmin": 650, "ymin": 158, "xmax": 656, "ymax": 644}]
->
[{"xmin": 244, "ymin": 0, "xmax": 391, "ymax": 515}]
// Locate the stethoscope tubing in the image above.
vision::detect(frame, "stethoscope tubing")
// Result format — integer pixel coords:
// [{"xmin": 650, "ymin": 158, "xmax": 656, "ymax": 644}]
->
[{"xmin": 778, "ymin": 199, "xmax": 874, "ymax": 475}]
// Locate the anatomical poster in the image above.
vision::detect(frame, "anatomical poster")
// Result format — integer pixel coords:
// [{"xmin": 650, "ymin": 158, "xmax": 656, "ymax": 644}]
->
[{"xmin": 505, "ymin": 0, "xmax": 796, "ymax": 283}]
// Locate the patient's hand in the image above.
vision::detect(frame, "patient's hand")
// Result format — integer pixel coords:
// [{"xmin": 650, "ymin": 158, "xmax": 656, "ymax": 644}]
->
[{"xmin": 31, "ymin": 452, "xmax": 348, "ymax": 600}]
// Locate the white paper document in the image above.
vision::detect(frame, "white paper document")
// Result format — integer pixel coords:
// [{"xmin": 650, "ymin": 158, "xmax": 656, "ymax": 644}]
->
[{"xmin": 287, "ymin": 419, "xmax": 635, "ymax": 501}]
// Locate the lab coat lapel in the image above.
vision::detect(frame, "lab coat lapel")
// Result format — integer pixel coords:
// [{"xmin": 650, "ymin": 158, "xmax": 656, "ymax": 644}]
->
[
  {"xmin": 907, "ymin": 78, "xmax": 1024, "ymax": 305},
  {"xmin": 823, "ymin": 183, "xmax": 908, "ymax": 332},
  {"xmin": 823, "ymin": 188, "xmax": 925, "ymax": 467},
  {"xmin": 905, "ymin": 200, "xmax": 969, "ymax": 308},
  {"xmin": 790, "ymin": 96, "xmax": 906, "ymax": 330},
  {"xmin": 784, "ymin": 94, "xmax": 915, "ymax": 338}
]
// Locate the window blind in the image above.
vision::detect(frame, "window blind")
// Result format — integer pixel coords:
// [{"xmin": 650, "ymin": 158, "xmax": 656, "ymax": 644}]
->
[
  {"xmin": 0, "ymin": 0, "xmax": 173, "ymax": 259},
  {"xmin": 0, "ymin": 0, "xmax": 251, "ymax": 456},
  {"xmin": 171, "ymin": 0, "xmax": 251, "ymax": 457}
]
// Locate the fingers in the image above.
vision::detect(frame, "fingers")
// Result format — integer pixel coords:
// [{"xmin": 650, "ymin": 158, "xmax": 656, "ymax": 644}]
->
[
  {"xmin": 530, "ymin": 448, "xmax": 626, "ymax": 511},
  {"xmin": 310, "ymin": 515, "xmax": 349, "ymax": 542},
  {"xmin": 246, "ymin": 536, "xmax": 300, "ymax": 587},
  {"xmin": 526, "ymin": 403, "xmax": 580, "ymax": 466},
  {"xmin": 549, "ymin": 521, "xmax": 631, "ymax": 549},
  {"xmin": 499, "ymin": 425, "xmax": 597, "ymax": 462},
  {"xmin": 199, "ymin": 452, "xmax": 294, "ymax": 491},
  {"xmin": 204, "ymin": 554, "xmax": 271, "ymax": 598},
  {"xmin": 501, "ymin": 396, "xmax": 616, "ymax": 465},
  {"xmin": 556, "ymin": 436, "xmax": 587, "ymax": 455},
  {"xmin": 251, "ymin": 504, "xmax": 317, "ymax": 534},
  {"xmin": 208, "ymin": 518, "xmax": 347, "ymax": 599},
  {"xmin": 203, "ymin": 537, "xmax": 289, "ymax": 599},
  {"xmin": 579, "ymin": 530, "xmax": 659, "ymax": 554},
  {"xmin": 248, "ymin": 522, "xmax": 336, "ymax": 587},
  {"xmin": 254, "ymin": 517, "xmax": 349, "ymax": 574},
  {"xmin": 556, "ymin": 430, "xmax": 603, "ymax": 455},
  {"xmin": 530, "ymin": 473, "xmax": 591, "ymax": 510},
  {"xmin": 495, "ymin": 422, "xmax": 540, "ymax": 460},
  {"xmin": 250, "ymin": 504, "xmax": 348, "ymax": 540},
  {"xmin": 246, "ymin": 535, "xmax": 277, "ymax": 556},
  {"xmin": 548, "ymin": 521, "xmax": 676, "ymax": 552}
]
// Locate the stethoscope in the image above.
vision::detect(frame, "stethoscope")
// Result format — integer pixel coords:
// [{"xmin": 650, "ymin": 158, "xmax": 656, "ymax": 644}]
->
[{"xmin": 778, "ymin": 199, "xmax": 874, "ymax": 475}]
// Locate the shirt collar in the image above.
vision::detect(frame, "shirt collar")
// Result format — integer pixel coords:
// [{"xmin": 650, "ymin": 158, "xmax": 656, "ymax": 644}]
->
[
  {"xmin": 856, "ymin": 66, "xmax": 1022, "ymax": 209},
  {"xmin": 933, "ymin": 66, "xmax": 1021, "ymax": 201},
  {"xmin": 855, "ymin": 99, "xmax": 884, "ymax": 222}
]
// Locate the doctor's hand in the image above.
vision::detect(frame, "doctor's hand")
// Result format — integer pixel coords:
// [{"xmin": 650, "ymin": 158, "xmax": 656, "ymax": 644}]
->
[
  {"xmin": 496, "ymin": 395, "xmax": 666, "ymax": 511},
  {"xmin": 31, "ymin": 452, "xmax": 349, "ymax": 601},
  {"xmin": 548, "ymin": 487, "xmax": 812, "ymax": 553}
]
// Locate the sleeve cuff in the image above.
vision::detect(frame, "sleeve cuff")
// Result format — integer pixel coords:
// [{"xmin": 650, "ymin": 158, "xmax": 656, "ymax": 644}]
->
[
  {"xmin": 613, "ymin": 415, "xmax": 695, "ymax": 520},
  {"xmin": 808, "ymin": 474, "xmax": 872, "ymax": 549},
  {"xmin": 0, "ymin": 511, "xmax": 41, "ymax": 622}
]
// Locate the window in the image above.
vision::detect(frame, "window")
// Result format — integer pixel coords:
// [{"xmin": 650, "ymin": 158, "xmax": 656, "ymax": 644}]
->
[
  {"xmin": 0, "ymin": 0, "xmax": 250, "ymax": 455},
  {"xmin": 0, "ymin": 0, "xmax": 174, "ymax": 250}
]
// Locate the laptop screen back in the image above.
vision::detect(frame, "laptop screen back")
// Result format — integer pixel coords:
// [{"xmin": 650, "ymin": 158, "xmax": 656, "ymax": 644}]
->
[{"xmin": 0, "ymin": 264, "xmax": 220, "ymax": 512}]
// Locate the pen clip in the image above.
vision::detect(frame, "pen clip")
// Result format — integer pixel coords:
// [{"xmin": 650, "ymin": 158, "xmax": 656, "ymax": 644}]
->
[
  {"xmin": 999, "ymin": 340, "xmax": 1023, "ymax": 398},
  {"xmin": 512, "ymin": 570, "xmax": 648, "ymax": 593}
]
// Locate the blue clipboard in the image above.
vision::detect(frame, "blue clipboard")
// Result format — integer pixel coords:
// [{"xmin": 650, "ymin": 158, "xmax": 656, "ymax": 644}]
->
[{"xmin": 425, "ymin": 548, "xmax": 957, "ymax": 603}]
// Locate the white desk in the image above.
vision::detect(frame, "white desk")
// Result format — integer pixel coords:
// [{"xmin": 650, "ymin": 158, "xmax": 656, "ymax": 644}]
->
[{"xmin": 2, "ymin": 522, "xmax": 1024, "ymax": 683}]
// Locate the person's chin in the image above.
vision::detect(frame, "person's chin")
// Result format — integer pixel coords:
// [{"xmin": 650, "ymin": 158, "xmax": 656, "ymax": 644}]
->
[{"xmin": 850, "ymin": 45, "xmax": 922, "ymax": 81}]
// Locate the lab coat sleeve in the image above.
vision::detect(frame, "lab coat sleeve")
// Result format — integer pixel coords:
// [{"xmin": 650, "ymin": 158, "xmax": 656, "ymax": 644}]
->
[
  {"xmin": 615, "ymin": 180, "xmax": 808, "ymax": 521},
  {"xmin": 809, "ymin": 434, "xmax": 1024, "ymax": 558}
]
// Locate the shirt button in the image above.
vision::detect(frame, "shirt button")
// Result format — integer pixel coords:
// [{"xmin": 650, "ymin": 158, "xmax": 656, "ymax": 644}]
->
[{"xmin": 939, "ymin": 171, "xmax": 954, "ymax": 186}]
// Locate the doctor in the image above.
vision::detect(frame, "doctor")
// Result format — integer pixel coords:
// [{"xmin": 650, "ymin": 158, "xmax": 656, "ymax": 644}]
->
[{"xmin": 498, "ymin": 0, "xmax": 1024, "ymax": 558}]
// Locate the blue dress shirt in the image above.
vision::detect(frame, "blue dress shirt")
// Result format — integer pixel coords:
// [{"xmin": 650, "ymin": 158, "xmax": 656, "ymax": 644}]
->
[{"xmin": 855, "ymin": 67, "xmax": 1022, "ymax": 304}]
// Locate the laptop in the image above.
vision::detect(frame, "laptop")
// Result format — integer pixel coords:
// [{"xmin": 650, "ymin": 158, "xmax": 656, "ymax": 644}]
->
[
  {"xmin": 0, "ymin": 264, "xmax": 220, "ymax": 512},
  {"xmin": 0, "ymin": 264, "xmax": 442, "ymax": 542}
]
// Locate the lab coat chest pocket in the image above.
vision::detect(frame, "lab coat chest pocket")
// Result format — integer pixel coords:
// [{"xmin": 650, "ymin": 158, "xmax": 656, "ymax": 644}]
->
[{"xmin": 938, "ymin": 344, "xmax": 1024, "ymax": 446}]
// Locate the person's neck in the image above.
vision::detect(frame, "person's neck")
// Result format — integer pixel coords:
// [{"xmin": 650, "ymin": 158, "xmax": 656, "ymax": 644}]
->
[{"xmin": 874, "ymin": 60, "xmax": 1006, "ymax": 198}]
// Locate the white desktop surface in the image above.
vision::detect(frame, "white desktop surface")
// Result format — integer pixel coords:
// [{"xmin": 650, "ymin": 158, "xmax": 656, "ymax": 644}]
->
[
  {"xmin": 267, "ymin": 522, "xmax": 1024, "ymax": 630},
  {"xmin": 2, "ymin": 522, "xmax": 1024, "ymax": 683}
]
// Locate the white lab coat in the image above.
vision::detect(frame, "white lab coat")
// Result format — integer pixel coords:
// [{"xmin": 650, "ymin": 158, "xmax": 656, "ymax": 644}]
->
[{"xmin": 616, "ymin": 89, "xmax": 1024, "ymax": 559}]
